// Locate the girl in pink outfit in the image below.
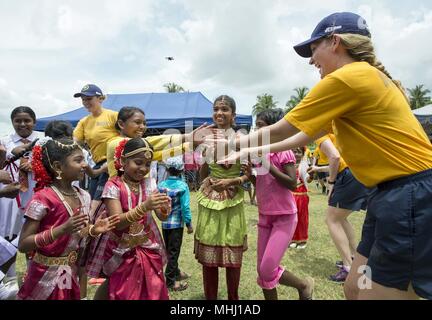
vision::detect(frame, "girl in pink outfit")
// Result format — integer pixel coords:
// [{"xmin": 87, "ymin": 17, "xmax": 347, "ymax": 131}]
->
[
  {"xmin": 245, "ymin": 109, "xmax": 314, "ymax": 300},
  {"xmin": 101, "ymin": 138, "xmax": 171, "ymax": 300}
]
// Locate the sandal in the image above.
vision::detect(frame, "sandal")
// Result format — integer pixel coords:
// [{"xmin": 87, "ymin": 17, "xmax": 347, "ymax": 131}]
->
[{"xmin": 170, "ymin": 281, "xmax": 189, "ymax": 292}]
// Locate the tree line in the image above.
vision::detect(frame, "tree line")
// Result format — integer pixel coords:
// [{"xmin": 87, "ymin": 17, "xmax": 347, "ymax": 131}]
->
[{"xmin": 163, "ymin": 83, "xmax": 432, "ymax": 114}]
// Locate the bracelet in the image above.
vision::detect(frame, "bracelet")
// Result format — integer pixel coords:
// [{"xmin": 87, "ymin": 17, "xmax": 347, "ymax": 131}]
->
[
  {"xmin": 125, "ymin": 210, "xmax": 136, "ymax": 223},
  {"xmin": 125, "ymin": 205, "xmax": 147, "ymax": 223},
  {"xmin": 78, "ymin": 225, "xmax": 90, "ymax": 238},
  {"xmin": 34, "ymin": 229, "xmax": 55, "ymax": 248},
  {"xmin": 88, "ymin": 225, "xmax": 98, "ymax": 238},
  {"xmin": 50, "ymin": 227, "xmax": 56, "ymax": 241}
]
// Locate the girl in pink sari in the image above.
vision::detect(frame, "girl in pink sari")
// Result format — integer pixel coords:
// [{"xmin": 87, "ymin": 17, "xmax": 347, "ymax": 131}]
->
[
  {"xmin": 17, "ymin": 138, "xmax": 119, "ymax": 300},
  {"xmin": 102, "ymin": 137, "xmax": 171, "ymax": 300}
]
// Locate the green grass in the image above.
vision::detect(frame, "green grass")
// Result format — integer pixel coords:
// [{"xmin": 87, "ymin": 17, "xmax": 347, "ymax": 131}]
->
[{"xmin": 16, "ymin": 184, "xmax": 365, "ymax": 300}]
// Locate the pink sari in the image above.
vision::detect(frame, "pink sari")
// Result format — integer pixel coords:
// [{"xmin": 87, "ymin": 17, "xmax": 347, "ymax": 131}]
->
[
  {"xmin": 17, "ymin": 187, "xmax": 91, "ymax": 300},
  {"xmin": 101, "ymin": 176, "xmax": 168, "ymax": 300}
]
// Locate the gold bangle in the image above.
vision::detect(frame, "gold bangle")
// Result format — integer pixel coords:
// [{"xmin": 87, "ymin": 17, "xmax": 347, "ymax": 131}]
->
[
  {"xmin": 50, "ymin": 227, "xmax": 56, "ymax": 241},
  {"xmin": 125, "ymin": 211, "xmax": 135, "ymax": 223},
  {"xmin": 130, "ymin": 211, "xmax": 140, "ymax": 223},
  {"xmin": 137, "ymin": 203, "xmax": 147, "ymax": 215},
  {"xmin": 34, "ymin": 234, "xmax": 42, "ymax": 248},
  {"xmin": 88, "ymin": 225, "xmax": 98, "ymax": 238}
]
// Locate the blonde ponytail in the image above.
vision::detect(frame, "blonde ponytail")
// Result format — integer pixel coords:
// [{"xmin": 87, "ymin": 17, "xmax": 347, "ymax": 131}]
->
[{"xmin": 338, "ymin": 34, "xmax": 408, "ymax": 101}]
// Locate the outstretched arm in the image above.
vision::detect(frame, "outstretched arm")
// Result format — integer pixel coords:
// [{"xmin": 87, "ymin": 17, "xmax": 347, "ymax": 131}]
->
[
  {"xmin": 235, "ymin": 119, "xmax": 300, "ymax": 150},
  {"xmin": 221, "ymin": 131, "xmax": 327, "ymax": 164},
  {"xmin": 266, "ymin": 162, "xmax": 297, "ymax": 191}
]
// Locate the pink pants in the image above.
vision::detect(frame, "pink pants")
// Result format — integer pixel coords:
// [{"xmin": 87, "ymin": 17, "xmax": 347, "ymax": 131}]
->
[{"xmin": 257, "ymin": 214, "xmax": 298, "ymax": 289}]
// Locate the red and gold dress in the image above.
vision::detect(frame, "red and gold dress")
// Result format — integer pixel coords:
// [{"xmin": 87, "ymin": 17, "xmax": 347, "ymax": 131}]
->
[
  {"xmin": 17, "ymin": 187, "xmax": 91, "ymax": 300},
  {"xmin": 101, "ymin": 176, "xmax": 168, "ymax": 300}
]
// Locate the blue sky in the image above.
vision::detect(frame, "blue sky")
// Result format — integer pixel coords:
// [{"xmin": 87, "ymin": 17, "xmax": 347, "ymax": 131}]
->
[{"xmin": 1, "ymin": 0, "xmax": 431, "ymax": 136}]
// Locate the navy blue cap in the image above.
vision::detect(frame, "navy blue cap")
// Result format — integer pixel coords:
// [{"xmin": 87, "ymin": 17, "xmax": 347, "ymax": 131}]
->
[
  {"xmin": 294, "ymin": 12, "xmax": 371, "ymax": 58},
  {"xmin": 73, "ymin": 84, "xmax": 103, "ymax": 98}
]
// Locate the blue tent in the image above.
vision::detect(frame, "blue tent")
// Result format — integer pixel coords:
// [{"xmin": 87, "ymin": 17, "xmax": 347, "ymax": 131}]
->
[{"xmin": 35, "ymin": 92, "xmax": 252, "ymax": 132}]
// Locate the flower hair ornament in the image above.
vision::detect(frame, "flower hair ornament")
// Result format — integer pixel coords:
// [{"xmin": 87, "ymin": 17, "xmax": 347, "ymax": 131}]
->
[
  {"xmin": 114, "ymin": 139, "xmax": 129, "ymax": 171},
  {"xmin": 114, "ymin": 138, "xmax": 154, "ymax": 171},
  {"xmin": 32, "ymin": 138, "xmax": 53, "ymax": 191},
  {"xmin": 32, "ymin": 138, "xmax": 82, "ymax": 191}
]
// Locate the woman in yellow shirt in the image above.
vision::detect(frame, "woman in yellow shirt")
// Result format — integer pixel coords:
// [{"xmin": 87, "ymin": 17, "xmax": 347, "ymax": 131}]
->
[
  {"xmin": 221, "ymin": 12, "xmax": 432, "ymax": 300},
  {"xmin": 73, "ymin": 84, "xmax": 117, "ymax": 206}
]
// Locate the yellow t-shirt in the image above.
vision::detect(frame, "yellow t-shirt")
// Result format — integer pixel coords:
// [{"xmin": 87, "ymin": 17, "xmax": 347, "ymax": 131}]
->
[
  {"xmin": 106, "ymin": 135, "xmax": 190, "ymax": 178},
  {"xmin": 315, "ymin": 145, "xmax": 329, "ymax": 166},
  {"xmin": 285, "ymin": 62, "xmax": 432, "ymax": 187},
  {"xmin": 73, "ymin": 108, "xmax": 119, "ymax": 163},
  {"xmin": 315, "ymin": 135, "xmax": 348, "ymax": 173}
]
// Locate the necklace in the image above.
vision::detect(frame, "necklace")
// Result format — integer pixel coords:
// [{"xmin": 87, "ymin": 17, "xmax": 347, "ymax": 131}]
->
[
  {"xmin": 51, "ymin": 186, "xmax": 85, "ymax": 217},
  {"xmin": 122, "ymin": 176, "xmax": 140, "ymax": 194},
  {"xmin": 56, "ymin": 187, "xmax": 79, "ymax": 198}
]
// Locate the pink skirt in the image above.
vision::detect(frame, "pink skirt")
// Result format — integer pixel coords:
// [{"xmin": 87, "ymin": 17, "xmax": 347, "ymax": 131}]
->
[{"xmin": 109, "ymin": 247, "xmax": 169, "ymax": 300}]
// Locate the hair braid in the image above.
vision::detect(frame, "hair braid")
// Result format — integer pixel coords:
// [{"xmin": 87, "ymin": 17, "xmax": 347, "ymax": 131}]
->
[{"xmin": 338, "ymin": 34, "xmax": 408, "ymax": 102}]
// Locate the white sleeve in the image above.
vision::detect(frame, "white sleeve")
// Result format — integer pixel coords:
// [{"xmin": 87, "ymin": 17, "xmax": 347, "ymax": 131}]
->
[{"xmin": 299, "ymin": 160, "xmax": 309, "ymax": 185}]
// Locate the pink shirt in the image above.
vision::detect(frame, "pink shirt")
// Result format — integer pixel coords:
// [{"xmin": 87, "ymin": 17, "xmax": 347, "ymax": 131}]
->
[{"xmin": 255, "ymin": 151, "xmax": 297, "ymax": 215}]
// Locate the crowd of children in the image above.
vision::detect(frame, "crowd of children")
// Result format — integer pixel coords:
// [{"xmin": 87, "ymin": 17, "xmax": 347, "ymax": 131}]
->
[{"xmin": 0, "ymin": 94, "xmax": 323, "ymax": 301}]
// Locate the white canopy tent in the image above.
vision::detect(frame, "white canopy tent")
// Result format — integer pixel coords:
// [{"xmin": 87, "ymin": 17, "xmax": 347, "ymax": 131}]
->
[{"xmin": 413, "ymin": 104, "xmax": 432, "ymax": 140}]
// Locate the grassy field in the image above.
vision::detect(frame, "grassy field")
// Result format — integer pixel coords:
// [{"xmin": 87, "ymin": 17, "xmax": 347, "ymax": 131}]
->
[{"xmin": 16, "ymin": 184, "xmax": 366, "ymax": 300}]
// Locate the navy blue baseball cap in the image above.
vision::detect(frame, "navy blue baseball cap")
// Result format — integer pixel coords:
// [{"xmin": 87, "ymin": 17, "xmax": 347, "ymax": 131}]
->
[
  {"xmin": 73, "ymin": 84, "xmax": 103, "ymax": 98},
  {"xmin": 294, "ymin": 12, "xmax": 371, "ymax": 58}
]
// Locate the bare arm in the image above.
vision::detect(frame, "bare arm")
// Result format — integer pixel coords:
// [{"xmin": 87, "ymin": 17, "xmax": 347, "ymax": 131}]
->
[
  {"xmin": 319, "ymin": 139, "xmax": 340, "ymax": 183},
  {"xmin": 104, "ymin": 193, "xmax": 171, "ymax": 231},
  {"xmin": 18, "ymin": 218, "xmax": 42, "ymax": 253},
  {"xmin": 267, "ymin": 163, "xmax": 297, "ymax": 191},
  {"xmin": 18, "ymin": 213, "xmax": 88, "ymax": 253},
  {"xmin": 85, "ymin": 163, "xmax": 108, "ymax": 178},
  {"xmin": 104, "ymin": 198, "xmax": 131, "ymax": 231},
  {"xmin": 222, "ymin": 131, "xmax": 327, "ymax": 164},
  {"xmin": 199, "ymin": 162, "xmax": 209, "ymax": 182},
  {"xmin": 236, "ymin": 118, "xmax": 300, "ymax": 150}
]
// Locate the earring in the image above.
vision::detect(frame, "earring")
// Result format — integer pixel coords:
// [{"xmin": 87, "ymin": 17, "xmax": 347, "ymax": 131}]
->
[{"xmin": 55, "ymin": 170, "xmax": 63, "ymax": 180}]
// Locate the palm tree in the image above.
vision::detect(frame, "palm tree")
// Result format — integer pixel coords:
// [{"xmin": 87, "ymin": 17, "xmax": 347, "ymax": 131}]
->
[
  {"xmin": 408, "ymin": 85, "xmax": 431, "ymax": 110},
  {"xmin": 252, "ymin": 94, "xmax": 278, "ymax": 116},
  {"xmin": 285, "ymin": 87, "xmax": 309, "ymax": 112},
  {"xmin": 163, "ymin": 82, "xmax": 185, "ymax": 93}
]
